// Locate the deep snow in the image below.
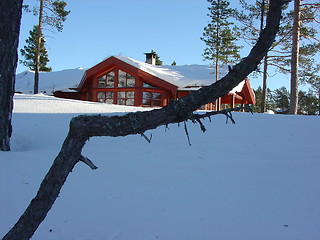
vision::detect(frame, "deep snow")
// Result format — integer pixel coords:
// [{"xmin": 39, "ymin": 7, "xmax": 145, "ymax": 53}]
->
[{"xmin": 1, "ymin": 94, "xmax": 320, "ymax": 240}]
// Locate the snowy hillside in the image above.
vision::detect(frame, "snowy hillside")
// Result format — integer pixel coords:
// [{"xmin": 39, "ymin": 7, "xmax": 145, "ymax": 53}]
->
[
  {"xmin": 15, "ymin": 68, "xmax": 86, "ymax": 94},
  {"xmin": 1, "ymin": 94, "xmax": 320, "ymax": 240}
]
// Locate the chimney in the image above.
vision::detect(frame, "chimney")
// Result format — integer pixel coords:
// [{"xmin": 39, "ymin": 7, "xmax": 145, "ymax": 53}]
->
[{"xmin": 144, "ymin": 51, "xmax": 157, "ymax": 65}]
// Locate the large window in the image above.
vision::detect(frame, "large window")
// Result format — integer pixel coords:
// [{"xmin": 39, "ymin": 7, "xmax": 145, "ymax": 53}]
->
[
  {"xmin": 98, "ymin": 70, "xmax": 135, "ymax": 88},
  {"xmin": 142, "ymin": 92, "xmax": 161, "ymax": 107},
  {"xmin": 98, "ymin": 71, "xmax": 115, "ymax": 88},
  {"xmin": 118, "ymin": 70, "xmax": 135, "ymax": 87},
  {"xmin": 97, "ymin": 91, "xmax": 114, "ymax": 104},
  {"xmin": 117, "ymin": 91, "xmax": 134, "ymax": 105}
]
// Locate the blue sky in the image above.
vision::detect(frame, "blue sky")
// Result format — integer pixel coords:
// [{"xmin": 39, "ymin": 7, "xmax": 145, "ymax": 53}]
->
[
  {"xmin": 17, "ymin": 0, "xmax": 296, "ymax": 90},
  {"xmin": 18, "ymin": 0, "xmax": 209, "ymax": 70}
]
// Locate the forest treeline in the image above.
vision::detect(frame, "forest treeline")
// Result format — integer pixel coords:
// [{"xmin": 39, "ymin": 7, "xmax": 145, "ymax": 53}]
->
[{"xmin": 253, "ymin": 86, "xmax": 319, "ymax": 115}]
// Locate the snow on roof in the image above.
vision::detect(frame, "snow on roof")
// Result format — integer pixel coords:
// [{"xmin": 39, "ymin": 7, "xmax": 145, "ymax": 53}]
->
[
  {"xmin": 114, "ymin": 56, "xmax": 230, "ymax": 88},
  {"xmin": 230, "ymin": 80, "xmax": 245, "ymax": 94}
]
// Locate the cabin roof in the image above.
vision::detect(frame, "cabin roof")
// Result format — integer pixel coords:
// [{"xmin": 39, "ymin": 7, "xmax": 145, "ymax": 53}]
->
[
  {"xmin": 79, "ymin": 56, "xmax": 232, "ymax": 89},
  {"xmin": 78, "ymin": 55, "xmax": 249, "ymax": 95},
  {"xmin": 113, "ymin": 56, "xmax": 229, "ymax": 88}
]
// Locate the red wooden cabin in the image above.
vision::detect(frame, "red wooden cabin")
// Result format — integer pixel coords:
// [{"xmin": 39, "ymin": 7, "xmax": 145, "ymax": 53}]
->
[{"xmin": 55, "ymin": 53, "xmax": 255, "ymax": 110}]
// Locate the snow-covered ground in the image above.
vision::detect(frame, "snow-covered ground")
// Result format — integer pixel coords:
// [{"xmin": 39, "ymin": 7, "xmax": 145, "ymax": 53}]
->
[{"xmin": 1, "ymin": 94, "xmax": 320, "ymax": 240}]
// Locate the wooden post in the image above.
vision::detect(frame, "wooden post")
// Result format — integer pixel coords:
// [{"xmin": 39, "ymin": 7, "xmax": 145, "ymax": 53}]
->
[{"xmin": 230, "ymin": 95, "xmax": 235, "ymax": 109}]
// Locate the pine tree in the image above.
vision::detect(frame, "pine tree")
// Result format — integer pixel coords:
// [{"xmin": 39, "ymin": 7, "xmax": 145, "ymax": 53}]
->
[
  {"xmin": 20, "ymin": 25, "xmax": 52, "ymax": 72},
  {"xmin": 29, "ymin": 0, "xmax": 70, "ymax": 94},
  {"xmin": 253, "ymin": 86, "xmax": 274, "ymax": 113},
  {"xmin": 301, "ymin": 63, "xmax": 320, "ymax": 115},
  {"xmin": 298, "ymin": 90, "xmax": 319, "ymax": 115},
  {"xmin": 234, "ymin": 0, "xmax": 283, "ymax": 113},
  {"xmin": 262, "ymin": 1, "xmax": 320, "ymax": 114},
  {"xmin": 201, "ymin": 0, "xmax": 241, "ymax": 70},
  {"xmin": 150, "ymin": 50, "xmax": 163, "ymax": 65},
  {"xmin": 253, "ymin": 86, "xmax": 263, "ymax": 112},
  {"xmin": 272, "ymin": 86, "xmax": 290, "ymax": 113},
  {"xmin": 235, "ymin": 1, "xmax": 320, "ymax": 114},
  {"xmin": 289, "ymin": 1, "xmax": 319, "ymax": 113},
  {"xmin": 201, "ymin": 0, "xmax": 241, "ymax": 110}
]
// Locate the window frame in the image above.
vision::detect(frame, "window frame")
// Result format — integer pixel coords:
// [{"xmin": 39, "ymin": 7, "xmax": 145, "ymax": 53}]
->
[
  {"xmin": 97, "ymin": 91, "xmax": 114, "ymax": 104},
  {"xmin": 117, "ymin": 91, "xmax": 135, "ymax": 106},
  {"xmin": 142, "ymin": 91, "xmax": 162, "ymax": 107},
  {"xmin": 118, "ymin": 69, "xmax": 136, "ymax": 88}
]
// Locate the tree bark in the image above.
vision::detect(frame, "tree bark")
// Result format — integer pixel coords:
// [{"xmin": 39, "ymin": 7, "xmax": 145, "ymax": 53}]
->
[
  {"xmin": 215, "ymin": 55, "xmax": 221, "ymax": 111},
  {"xmin": 0, "ymin": 0, "xmax": 23, "ymax": 151},
  {"xmin": 259, "ymin": 0, "xmax": 268, "ymax": 113},
  {"xmin": 261, "ymin": 55, "xmax": 268, "ymax": 113},
  {"xmin": 34, "ymin": 0, "xmax": 44, "ymax": 94},
  {"xmin": 289, "ymin": 0, "xmax": 300, "ymax": 114},
  {"xmin": 318, "ymin": 91, "xmax": 320, "ymax": 116},
  {"xmin": 2, "ymin": 0, "xmax": 287, "ymax": 239}
]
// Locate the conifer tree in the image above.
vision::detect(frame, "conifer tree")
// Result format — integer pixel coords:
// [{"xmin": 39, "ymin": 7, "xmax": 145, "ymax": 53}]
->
[
  {"xmin": 298, "ymin": 90, "xmax": 319, "ymax": 115},
  {"xmin": 29, "ymin": 0, "xmax": 70, "ymax": 94},
  {"xmin": 20, "ymin": 25, "xmax": 52, "ymax": 72},
  {"xmin": 235, "ymin": 0, "xmax": 320, "ymax": 114},
  {"xmin": 273, "ymin": 86, "xmax": 290, "ymax": 113},
  {"xmin": 150, "ymin": 50, "xmax": 163, "ymax": 65},
  {"xmin": 253, "ymin": 86, "xmax": 274, "ymax": 112},
  {"xmin": 201, "ymin": 0, "xmax": 241, "ymax": 110},
  {"xmin": 235, "ymin": 0, "xmax": 276, "ymax": 113}
]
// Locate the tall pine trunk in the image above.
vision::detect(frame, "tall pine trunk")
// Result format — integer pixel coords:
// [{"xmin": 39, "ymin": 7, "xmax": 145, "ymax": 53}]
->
[
  {"xmin": 0, "ymin": 0, "xmax": 23, "ymax": 151},
  {"xmin": 318, "ymin": 91, "xmax": 320, "ymax": 116},
  {"xmin": 259, "ymin": 0, "xmax": 268, "ymax": 113},
  {"xmin": 261, "ymin": 55, "xmax": 268, "ymax": 113},
  {"xmin": 215, "ymin": 55, "xmax": 221, "ymax": 111},
  {"xmin": 289, "ymin": 0, "xmax": 300, "ymax": 114},
  {"xmin": 34, "ymin": 0, "xmax": 44, "ymax": 94}
]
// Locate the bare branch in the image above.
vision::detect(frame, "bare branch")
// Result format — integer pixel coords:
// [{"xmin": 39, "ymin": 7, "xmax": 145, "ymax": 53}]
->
[
  {"xmin": 268, "ymin": 62, "xmax": 291, "ymax": 72},
  {"xmin": 141, "ymin": 133, "xmax": 152, "ymax": 143},
  {"xmin": 191, "ymin": 106, "xmax": 252, "ymax": 123},
  {"xmin": 79, "ymin": 155, "xmax": 98, "ymax": 170},
  {"xmin": 184, "ymin": 121, "xmax": 192, "ymax": 146}
]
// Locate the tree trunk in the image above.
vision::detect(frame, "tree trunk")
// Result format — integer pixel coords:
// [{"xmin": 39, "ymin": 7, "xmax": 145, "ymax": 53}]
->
[
  {"xmin": 2, "ymin": 0, "xmax": 286, "ymax": 239},
  {"xmin": 261, "ymin": 55, "xmax": 268, "ymax": 113},
  {"xmin": 0, "ymin": 0, "xmax": 23, "ymax": 151},
  {"xmin": 215, "ymin": 55, "xmax": 221, "ymax": 111},
  {"xmin": 289, "ymin": 0, "xmax": 300, "ymax": 114},
  {"xmin": 318, "ymin": 91, "xmax": 320, "ymax": 116},
  {"xmin": 259, "ymin": 0, "xmax": 268, "ymax": 113},
  {"xmin": 34, "ymin": 0, "xmax": 44, "ymax": 94}
]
